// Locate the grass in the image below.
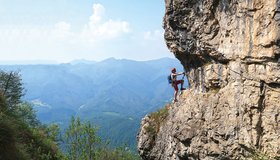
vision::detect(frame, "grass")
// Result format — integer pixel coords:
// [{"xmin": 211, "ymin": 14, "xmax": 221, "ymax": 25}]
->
[
  {"xmin": 242, "ymin": 144, "xmax": 280, "ymax": 160},
  {"xmin": 144, "ymin": 104, "xmax": 170, "ymax": 144},
  {"xmin": 251, "ymin": 152, "xmax": 278, "ymax": 160},
  {"xmin": 250, "ymin": 149, "xmax": 280, "ymax": 160}
]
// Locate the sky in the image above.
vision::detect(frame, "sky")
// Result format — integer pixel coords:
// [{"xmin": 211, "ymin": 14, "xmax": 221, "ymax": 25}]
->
[{"xmin": 0, "ymin": 0, "xmax": 174, "ymax": 63}]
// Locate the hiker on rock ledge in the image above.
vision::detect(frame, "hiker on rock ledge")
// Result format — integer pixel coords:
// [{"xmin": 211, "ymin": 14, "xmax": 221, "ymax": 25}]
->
[{"xmin": 170, "ymin": 68, "xmax": 186, "ymax": 103}]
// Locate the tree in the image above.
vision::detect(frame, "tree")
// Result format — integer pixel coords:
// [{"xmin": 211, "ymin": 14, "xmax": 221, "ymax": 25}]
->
[
  {"xmin": 0, "ymin": 71, "xmax": 24, "ymax": 114},
  {"xmin": 46, "ymin": 123, "xmax": 61, "ymax": 142},
  {"xmin": 81, "ymin": 121, "xmax": 100, "ymax": 160},
  {"xmin": 64, "ymin": 116, "xmax": 141, "ymax": 160},
  {"xmin": 95, "ymin": 143, "xmax": 141, "ymax": 160},
  {"xmin": 14, "ymin": 102, "xmax": 40, "ymax": 127},
  {"xmin": 0, "ymin": 70, "xmax": 65, "ymax": 160},
  {"xmin": 64, "ymin": 116, "xmax": 100, "ymax": 160}
]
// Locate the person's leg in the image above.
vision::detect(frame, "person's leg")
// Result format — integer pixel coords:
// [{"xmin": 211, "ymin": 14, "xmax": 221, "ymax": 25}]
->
[
  {"xmin": 180, "ymin": 80, "xmax": 184, "ymax": 89},
  {"xmin": 173, "ymin": 83, "xmax": 179, "ymax": 102},
  {"xmin": 178, "ymin": 80, "xmax": 186, "ymax": 90},
  {"xmin": 174, "ymin": 90, "xmax": 178, "ymax": 102}
]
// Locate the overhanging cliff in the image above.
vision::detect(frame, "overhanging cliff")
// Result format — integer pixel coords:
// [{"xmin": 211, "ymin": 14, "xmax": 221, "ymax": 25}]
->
[{"xmin": 138, "ymin": 0, "xmax": 280, "ymax": 159}]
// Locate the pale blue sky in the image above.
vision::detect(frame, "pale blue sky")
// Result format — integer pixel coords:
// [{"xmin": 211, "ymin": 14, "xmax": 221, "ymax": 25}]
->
[{"xmin": 0, "ymin": 0, "xmax": 173, "ymax": 63}]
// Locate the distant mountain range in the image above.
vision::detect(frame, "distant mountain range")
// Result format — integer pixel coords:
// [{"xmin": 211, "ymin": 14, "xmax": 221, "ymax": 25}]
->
[{"xmin": 0, "ymin": 57, "xmax": 185, "ymax": 149}]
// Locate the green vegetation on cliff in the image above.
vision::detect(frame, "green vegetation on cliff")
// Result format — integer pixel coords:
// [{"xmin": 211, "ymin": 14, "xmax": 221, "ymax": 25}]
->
[{"xmin": 144, "ymin": 104, "xmax": 170, "ymax": 145}]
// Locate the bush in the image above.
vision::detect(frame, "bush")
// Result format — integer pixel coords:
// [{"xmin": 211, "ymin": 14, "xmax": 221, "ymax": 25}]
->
[
  {"xmin": 144, "ymin": 104, "xmax": 170, "ymax": 144},
  {"xmin": 0, "ymin": 114, "xmax": 29, "ymax": 160},
  {"xmin": 0, "ymin": 71, "xmax": 65, "ymax": 160},
  {"xmin": 95, "ymin": 143, "xmax": 140, "ymax": 160}
]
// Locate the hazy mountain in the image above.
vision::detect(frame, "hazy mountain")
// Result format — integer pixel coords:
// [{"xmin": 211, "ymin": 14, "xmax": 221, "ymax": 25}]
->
[
  {"xmin": 0, "ymin": 57, "xmax": 186, "ymax": 149},
  {"xmin": 69, "ymin": 59, "xmax": 96, "ymax": 65}
]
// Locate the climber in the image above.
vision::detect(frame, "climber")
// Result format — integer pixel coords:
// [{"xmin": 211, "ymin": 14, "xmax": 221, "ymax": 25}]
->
[{"xmin": 170, "ymin": 68, "xmax": 186, "ymax": 103}]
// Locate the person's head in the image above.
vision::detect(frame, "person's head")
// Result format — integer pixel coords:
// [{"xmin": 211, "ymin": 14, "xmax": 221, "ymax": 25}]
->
[{"xmin": 171, "ymin": 68, "xmax": 176, "ymax": 73}]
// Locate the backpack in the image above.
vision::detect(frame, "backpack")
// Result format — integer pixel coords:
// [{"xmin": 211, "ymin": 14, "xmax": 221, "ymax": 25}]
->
[{"xmin": 167, "ymin": 74, "xmax": 172, "ymax": 84}]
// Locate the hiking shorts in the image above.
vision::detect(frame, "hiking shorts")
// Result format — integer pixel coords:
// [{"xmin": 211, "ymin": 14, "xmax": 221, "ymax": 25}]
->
[{"xmin": 173, "ymin": 80, "xmax": 184, "ymax": 91}]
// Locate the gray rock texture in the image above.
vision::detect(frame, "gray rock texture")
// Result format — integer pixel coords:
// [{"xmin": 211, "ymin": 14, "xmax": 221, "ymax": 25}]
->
[{"xmin": 138, "ymin": 0, "xmax": 280, "ymax": 159}]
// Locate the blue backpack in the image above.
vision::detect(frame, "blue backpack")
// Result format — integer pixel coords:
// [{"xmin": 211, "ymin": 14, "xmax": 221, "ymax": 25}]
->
[{"xmin": 167, "ymin": 74, "xmax": 172, "ymax": 84}]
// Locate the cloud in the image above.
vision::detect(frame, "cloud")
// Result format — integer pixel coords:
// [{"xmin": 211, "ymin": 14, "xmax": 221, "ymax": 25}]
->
[
  {"xmin": 52, "ymin": 21, "xmax": 72, "ymax": 38},
  {"xmin": 82, "ymin": 3, "xmax": 131, "ymax": 42},
  {"xmin": 0, "ymin": 3, "xmax": 171, "ymax": 62},
  {"xmin": 89, "ymin": 4, "xmax": 105, "ymax": 25}
]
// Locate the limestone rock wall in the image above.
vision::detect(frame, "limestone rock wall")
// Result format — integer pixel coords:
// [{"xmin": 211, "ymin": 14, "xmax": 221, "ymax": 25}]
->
[{"xmin": 137, "ymin": 0, "xmax": 280, "ymax": 159}]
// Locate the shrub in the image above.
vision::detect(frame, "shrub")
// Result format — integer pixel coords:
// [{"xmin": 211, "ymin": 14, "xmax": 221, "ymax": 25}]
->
[
  {"xmin": 95, "ymin": 144, "xmax": 141, "ymax": 160},
  {"xmin": 144, "ymin": 104, "xmax": 170, "ymax": 144}
]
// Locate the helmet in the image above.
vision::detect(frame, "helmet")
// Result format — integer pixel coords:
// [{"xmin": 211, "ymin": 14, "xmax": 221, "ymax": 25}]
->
[{"xmin": 171, "ymin": 68, "xmax": 176, "ymax": 73}]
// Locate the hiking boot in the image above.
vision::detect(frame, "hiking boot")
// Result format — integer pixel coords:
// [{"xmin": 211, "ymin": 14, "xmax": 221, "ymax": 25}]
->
[
  {"xmin": 180, "ymin": 88, "xmax": 186, "ymax": 91},
  {"xmin": 173, "ymin": 99, "xmax": 178, "ymax": 103}
]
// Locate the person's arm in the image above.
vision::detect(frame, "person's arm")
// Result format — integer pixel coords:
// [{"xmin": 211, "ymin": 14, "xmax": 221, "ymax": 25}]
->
[{"xmin": 177, "ymin": 72, "xmax": 185, "ymax": 76}]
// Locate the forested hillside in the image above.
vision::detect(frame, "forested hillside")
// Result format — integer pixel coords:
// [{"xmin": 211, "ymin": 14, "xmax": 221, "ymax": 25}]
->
[{"xmin": 0, "ymin": 70, "xmax": 140, "ymax": 160}]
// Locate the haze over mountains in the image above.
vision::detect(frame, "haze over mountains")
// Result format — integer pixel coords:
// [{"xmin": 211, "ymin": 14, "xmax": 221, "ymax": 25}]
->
[{"xmin": 0, "ymin": 57, "xmax": 184, "ymax": 149}]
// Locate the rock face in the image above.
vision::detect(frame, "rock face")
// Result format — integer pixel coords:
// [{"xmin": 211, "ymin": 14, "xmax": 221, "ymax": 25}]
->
[{"xmin": 138, "ymin": 0, "xmax": 280, "ymax": 159}]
